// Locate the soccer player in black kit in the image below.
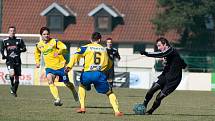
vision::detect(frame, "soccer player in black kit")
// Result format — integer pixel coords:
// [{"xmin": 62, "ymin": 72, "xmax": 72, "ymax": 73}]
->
[
  {"xmin": 140, "ymin": 37, "xmax": 187, "ymax": 115},
  {"xmin": 0, "ymin": 26, "xmax": 26, "ymax": 97},
  {"xmin": 106, "ymin": 38, "xmax": 121, "ymax": 89}
]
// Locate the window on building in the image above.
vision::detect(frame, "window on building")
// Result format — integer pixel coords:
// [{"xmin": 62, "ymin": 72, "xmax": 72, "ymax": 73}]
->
[
  {"xmin": 98, "ymin": 16, "xmax": 109, "ymax": 29},
  {"xmin": 47, "ymin": 15, "xmax": 64, "ymax": 32},
  {"xmin": 88, "ymin": 3, "xmax": 124, "ymax": 34},
  {"xmin": 133, "ymin": 44, "xmax": 145, "ymax": 54},
  {"xmin": 95, "ymin": 15, "xmax": 112, "ymax": 33}
]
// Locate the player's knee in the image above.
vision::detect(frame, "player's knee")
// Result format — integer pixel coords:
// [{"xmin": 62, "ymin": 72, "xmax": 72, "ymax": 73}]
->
[
  {"xmin": 156, "ymin": 92, "xmax": 166, "ymax": 101},
  {"xmin": 48, "ymin": 81, "xmax": 54, "ymax": 85},
  {"xmin": 15, "ymin": 76, "xmax": 19, "ymax": 80},
  {"xmin": 148, "ymin": 83, "xmax": 160, "ymax": 93},
  {"xmin": 47, "ymin": 74, "xmax": 54, "ymax": 84},
  {"xmin": 48, "ymin": 79, "xmax": 54, "ymax": 84},
  {"xmin": 106, "ymin": 90, "xmax": 113, "ymax": 96},
  {"xmin": 9, "ymin": 70, "xmax": 15, "ymax": 77}
]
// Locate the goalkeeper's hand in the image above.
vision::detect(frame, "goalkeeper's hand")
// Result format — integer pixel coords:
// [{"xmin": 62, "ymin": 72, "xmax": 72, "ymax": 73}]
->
[
  {"xmin": 140, "ymin": 50, "xmax": 147, "ymax": 55},
  {"xmin": 2, "ymin": 55, "xmax": 7, "ymax": 60}
]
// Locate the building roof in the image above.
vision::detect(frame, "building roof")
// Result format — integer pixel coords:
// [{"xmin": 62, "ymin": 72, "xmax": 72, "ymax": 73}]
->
[
  {"xmin": 40, "ymin": 2, "xmax": 77, "ymax": 17},
  {"xmin": 2, "ymin": 0, "xmax": 179, "ymax": 43},
  {"xmin": 88, "ymin": 3, "xmax": 124, "ymax": 17}
]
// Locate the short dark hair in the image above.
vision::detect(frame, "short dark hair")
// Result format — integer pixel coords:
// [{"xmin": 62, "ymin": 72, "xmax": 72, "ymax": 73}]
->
[
  {"xmin": 8, "ymin": 26, "xmax": 16, "ymax": 31},
  {"xmin": 106, "ymin": 37, "xmax": 112, "ymax": 41},
  {"xmin": 91, "ymin": 32, "xmax": 102, "ymax": 42},
  {"xmin": 40, "ymin": 27, "xmax": 50, "ymax": 35},
  {"xmin": 156, "ymin": 37, "xmax": 170, "ymax": 46}
]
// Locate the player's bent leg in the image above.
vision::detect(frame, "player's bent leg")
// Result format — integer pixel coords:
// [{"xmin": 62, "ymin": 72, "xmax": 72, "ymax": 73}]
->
[
  {"xmin": 143, "ymin": 82, "xmax": 161, "ymax": 108},
  {"xmin": 146, "ymin": 91, "xmax": 166, "ymax": 115},
  {"xmin": 14, "ymin": 76, "xmax": 19, "ymax": 94},
  {"xmin": 77, "ymin": 84, "xmax": 86, "ymax": 113},
  {"xmin": 9, "ymin": 76, "xmax": 15, "ymax": 94},
  {"xmin": 47, "ymin": 74, "xmax": 62, "ymax": 106},
  {"xmin": 64, "ymin": 81, "xmax": 79, "ymax": 102},
  {"xmin": 49, "ymin": 83, "xmax": 62, "ymax": 106},
  {"xmin": 106, "ymin": 91, "xmax": 123, "ymax": 117},
  {"xmin": 8, "ymin": 69, "xmax": 16, "ymax": 95}
]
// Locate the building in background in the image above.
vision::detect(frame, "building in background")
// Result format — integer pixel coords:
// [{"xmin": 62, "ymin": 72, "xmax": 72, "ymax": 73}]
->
[{"xmin": 0, "ymin": 0, "xmax": 214, "ymax": 91}]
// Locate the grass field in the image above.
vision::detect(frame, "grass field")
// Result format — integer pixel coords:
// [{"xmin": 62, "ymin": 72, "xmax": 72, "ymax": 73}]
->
[{"xmin": 0, "ymin": 85, "xmax": 215, "ymax": 121}]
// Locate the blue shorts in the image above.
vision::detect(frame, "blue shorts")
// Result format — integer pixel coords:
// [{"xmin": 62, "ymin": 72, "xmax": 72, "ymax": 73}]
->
[
  {"xmin": 80, "ymin": 71, "xmax": 110, "ymax": 94},
  {"xmin": 45, "ymin": 68, "xmax": 69, "ymax": 83}
]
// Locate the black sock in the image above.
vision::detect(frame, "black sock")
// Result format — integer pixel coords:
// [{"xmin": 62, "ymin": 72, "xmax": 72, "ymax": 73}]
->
[
  {"xmin": 143, "ymin": 83, "xmax": 161, "ymax": 107},
  {"xmin": 10, "ymin": 77, "xmax": 14, "ymax": 87},
  {"xmin": 147, "ymin": 92, "xmax": 166, "ymax": 114},
  {"xmin": 14, "ymin": 81, "xmax": 19, "ymax": 93}
]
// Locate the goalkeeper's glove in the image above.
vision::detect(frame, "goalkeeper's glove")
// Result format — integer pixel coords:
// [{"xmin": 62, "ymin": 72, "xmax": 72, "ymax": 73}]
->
[
  {"xmin": 2, "ymin": 55, "xmax": 7, "ymax": 60},
  {"xmin": 140, "ymin": 50, "xmax": 147, "ymax": 55}
]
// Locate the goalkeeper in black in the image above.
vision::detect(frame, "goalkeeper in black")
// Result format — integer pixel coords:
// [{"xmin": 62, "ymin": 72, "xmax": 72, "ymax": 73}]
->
[
  {"xmin": 105, "ymin": 38, "xmax": 121, "ymax": 90},
  {"xmin": 0, "ymin": 26, "xmax": 26, "ymax": 97},
  {"xmin": 140, "ymin": 37, "xmax": 186, "ymax": 115}
]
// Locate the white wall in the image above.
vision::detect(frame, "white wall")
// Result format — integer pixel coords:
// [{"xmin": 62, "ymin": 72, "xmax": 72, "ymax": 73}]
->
[{"xmin": 181, "ymin": 72, "xmax": 211, "ymax": 91}]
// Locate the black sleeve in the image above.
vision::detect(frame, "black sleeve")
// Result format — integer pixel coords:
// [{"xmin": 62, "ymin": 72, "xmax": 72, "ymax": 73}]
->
[
  {"xmin": 115, "ymin": 50, "xmax": 121, "ymax": 60},
  {"xmin": 19, "ymin": 39, "xmax": 26, "ymax": 52},
  {"xmin": 144, "ymin": 47, "xmax": 173, "ymax": 58},
  {"xmin": 0, "ymin": 40, "xmax": 6, "ymax": 58},
  {"xmin": 180, "ymin": 58, "xmax": 187, "ymax": 69}
]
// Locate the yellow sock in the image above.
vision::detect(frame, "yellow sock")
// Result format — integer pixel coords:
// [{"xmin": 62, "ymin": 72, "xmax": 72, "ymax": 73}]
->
[
  {"xmin": 79, "ymin": 85, "xmax": 86, "ymax": 109},
  {"xmin": 49, "ymin": 84, "xmax": 60, "ymax": 100},
  {"xmin": 108, "ymin": 93, "xmax": 120, "ymax": 113}
]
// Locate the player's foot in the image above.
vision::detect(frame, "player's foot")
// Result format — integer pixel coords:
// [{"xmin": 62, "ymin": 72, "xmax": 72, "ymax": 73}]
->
[
  {"xmin": 145, "ymin": 110, "xmax": 153, "ymax": 115},
  {"xmin": 76, "ymin": 108, "xmax": 86, "ymax": 113},
  {"xmin": 115, "ymin": 112, "xmax": 124, "ymax": 117},
  {"xmin": 54, "ymin": 99, "xmax": 63, "ymax": 106},
  {"xmin": 10, "ymin": 87, "xmax": 17, "ymax": 97},
  {"xmin": 10, "ymin": 91, "xmax": 17, "ymax": 97}
]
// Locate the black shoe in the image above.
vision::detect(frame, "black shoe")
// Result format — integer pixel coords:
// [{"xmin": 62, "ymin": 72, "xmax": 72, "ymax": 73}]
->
[
  {"xmin": 145, "ymin": 110, "xmax": 153, "ymax": 115},
  {"xmin": 12, "ymin": 93, "xmax": 17, "ymax": 97},
  {"xmin": 10, "ymin": 87, "xmax": 17, "ymax": 97},
  {"xmin": 54, "ymin": 99, "xmax": 63, "ymax": 106}
]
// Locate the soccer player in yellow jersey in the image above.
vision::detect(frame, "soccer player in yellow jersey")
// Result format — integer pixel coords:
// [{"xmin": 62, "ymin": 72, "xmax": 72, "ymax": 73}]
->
[
  {"xmin": 34, "ymin": 27, "xmax": 78, "ymax": 106},
  {"xmin": 65, "ymin": 32, "xmax": 123, "ymax": 116}
]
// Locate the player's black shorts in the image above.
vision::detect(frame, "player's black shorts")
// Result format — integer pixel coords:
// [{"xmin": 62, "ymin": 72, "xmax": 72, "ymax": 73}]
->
[
  {"xmin": 156, "ymin": 76, "xmax": 182, "ymax": 96},
  {"xmin": 105, "ymin": 67, "xmax": 115, "ymax": 80},
  {"xmin": 6, "ymin": 62, "xmax": 21, "ymax": 76}
]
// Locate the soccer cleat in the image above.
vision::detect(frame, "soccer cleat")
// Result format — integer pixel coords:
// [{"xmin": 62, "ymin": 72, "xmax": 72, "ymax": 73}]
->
[
  {"xmin": 76, "ymin": 108, "xmax": 86, "ymax": 113},
  {"xmin": 10, "ymin": 87, "xmax": 17, "ymax": 97},
  {"xmin": 145, "ymin": 110, "xmax": 153, "ymax": 115},
  {"xmin": 115, "ymin": 112, "xmax": 124, "ymax": 117},
  {"xmin": 54, "ymin": 99, "xmax": 63, "ymax": 106}
]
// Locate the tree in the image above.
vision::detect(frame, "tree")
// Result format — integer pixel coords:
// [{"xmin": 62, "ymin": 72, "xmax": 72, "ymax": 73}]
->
[
  {"xmin": 153, "ymin": 0, "xmax": 215, "ymax": 46},
  {"xmin": 152, "ymin": 0, "xmax": 215, "ymax": 72}
]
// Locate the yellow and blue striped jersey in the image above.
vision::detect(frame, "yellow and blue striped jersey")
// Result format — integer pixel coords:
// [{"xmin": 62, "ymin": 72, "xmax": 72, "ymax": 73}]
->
[
  {"xmin": 34, "ymin": 38, "xmax": 66, "ymax": 70},
  {"xmin": 67, "ymin": 43, "xmax": 112, "ymax": 72}
]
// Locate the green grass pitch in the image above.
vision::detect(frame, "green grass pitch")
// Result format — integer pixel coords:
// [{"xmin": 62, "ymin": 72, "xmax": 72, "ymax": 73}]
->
[{"xmin": 0, "ymin": 85, "xmax": 215, "ymax": 121}]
